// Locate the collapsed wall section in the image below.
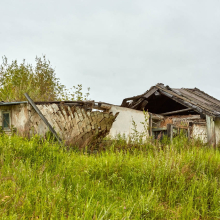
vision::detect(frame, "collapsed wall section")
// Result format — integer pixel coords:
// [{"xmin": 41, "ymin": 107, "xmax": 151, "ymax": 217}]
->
[{"xmin": 28, "ymin": 103, "xmax": 118, "ymax": 148}]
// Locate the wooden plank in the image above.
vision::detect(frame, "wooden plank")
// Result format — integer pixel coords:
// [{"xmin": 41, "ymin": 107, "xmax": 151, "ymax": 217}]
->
[
  {"xmin": 187, "ymin": 127, "xmax": 191, "ymax": 141},
  {"xmin": 152, "ymin": 127, "xmax": 167, "ymax": 132},
  {"xmin": 158, "ymin": 87, "xmax": 216, "ymax": 117},
  {"xmin": 100, "ymin": 103, "xmax": 111, "ymax": 110},
  {"xmin": 121, "ymin": 87, "xmax": 157, "ymax": 108},
  {"xmin": 131, "ymin": 98, "xmax": 144, "ymax": 109},
  {"xmin": 149, "ymin": 113, "xmax": 152, "ymax": 136},
  {"xmin": 193, "ymin": 89, "xmax": 220, "ymax": 107},
  {"xmin": 206, "ymin": 115, "xmax": 216, "ymax": 147},
  {"xmin": 24, "ymin": 93, "xmax": 62, "ymax": 144},
  {"xmin": 140, "ymin": 100, "xmax": 148, "ymax": 110},
  {"xmin": 167, "ymin": 124, "xmax": 174, "ymax": 143},
  {"xmin": 159, "ymin": 90, "xmax": 173, "ymax": 98},
  {"xmin": 151, "ymin": 114, "xmax": 164, "ymax": 121},
  {"xmin": 121, "ymin": 95, "xmax": 143, "ymax": 107},
  {"xmin": 179, "ymin": 89, "xmax": 209, "ymax": 104},
  {"xmin": 161, "ymin": 108, "xmax": 192, "ymax": 116},
  {"xmin": 143, "ymin": 87, "xmax": 158, "ymax": 99},
  {"xmin": 181, "ymin": 89, "xmax": 220, "ymax": 113}
]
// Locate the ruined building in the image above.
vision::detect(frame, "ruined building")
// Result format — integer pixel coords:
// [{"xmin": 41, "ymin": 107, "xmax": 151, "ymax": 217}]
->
[
  {"xmin": 122, "ymin": 83, "xmax": 220, "ymax": 146},
  {"xmin": 0, "ymin": 94, "xmax": 146, "ymax": 147},
  {"xmin": 0, "ymin": 83, "xmax": 220, "ymax": 147}
]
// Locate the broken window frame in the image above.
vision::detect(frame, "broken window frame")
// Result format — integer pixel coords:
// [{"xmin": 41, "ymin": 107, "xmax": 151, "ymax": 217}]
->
[
  {"xmin": 152, "ymin": 124, "xmax": 191, "ymax": 142},
  {"xmin": 2, "ymin": 111, "xmax": 11, "ymax": 130},
  {"xmin": 167, "ymin": 124, "xmax": 190, "ymax": 143},
  {"xmin": 152, "ymin": 127, "xmax": 167, "ymax": 140}
]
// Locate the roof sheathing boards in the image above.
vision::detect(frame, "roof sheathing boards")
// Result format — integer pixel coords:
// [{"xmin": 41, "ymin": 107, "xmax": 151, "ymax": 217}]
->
[{"xmin": 121, "ymin": 83, "xmax": 220, "ymax": 118}]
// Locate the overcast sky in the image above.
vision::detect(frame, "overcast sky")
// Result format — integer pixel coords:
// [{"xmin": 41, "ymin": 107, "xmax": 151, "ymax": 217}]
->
[{"xmin": 1, "ymin": 0, "xmax": 220, "ymax": 104}]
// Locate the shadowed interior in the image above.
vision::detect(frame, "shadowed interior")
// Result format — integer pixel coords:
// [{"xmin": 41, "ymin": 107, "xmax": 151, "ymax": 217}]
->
[{"xmin": 143, "ymin": 93, "xmax": 197, "ymax": 115}]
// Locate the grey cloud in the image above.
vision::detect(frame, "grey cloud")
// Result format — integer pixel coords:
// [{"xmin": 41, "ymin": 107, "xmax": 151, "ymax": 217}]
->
[{"xmin": 1, "ymin": 0, "xmax": 220, "ymax": 105}]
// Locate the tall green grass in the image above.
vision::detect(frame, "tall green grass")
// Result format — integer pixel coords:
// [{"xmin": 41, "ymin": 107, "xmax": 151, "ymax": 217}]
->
[{"xmin": 0, "ymin": 134, "xmax": 219, "ymax": 219}]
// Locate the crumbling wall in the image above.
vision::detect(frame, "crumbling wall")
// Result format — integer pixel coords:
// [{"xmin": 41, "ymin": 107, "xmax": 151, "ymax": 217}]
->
[
  {"xmin": 108, "ymin": 106, "xmax": 149, "ymax": 140},
  {"xmin": 28, "ymin": 104, "xmax": 118, "ymax": 148},
  {"xmin": 11, "ymin": 104, "xmax": 30, "ymax": 135},
  {"xmin": 158, "ymin": 115, "xmax": 202, "ymax": 128},
  {"xmin": 192, "ymin": 124, "xmax": 207, "ymax": 143},
  {"xmin": 169, "ymin": 116, "xmax": 207, "ymax": 142},
  {"xmin": 152, "ymin": 115, "xmax": 208, "ymax": 143},
  {"xmin": 0, "ymin": 104, "xmax": 30, "ymax": 135}
]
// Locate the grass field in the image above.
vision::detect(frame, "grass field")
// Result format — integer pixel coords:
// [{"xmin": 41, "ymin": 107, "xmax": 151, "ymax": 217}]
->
[{"xmin": 0, "ymin": 134, "xmax": 219, "ymax": 219}]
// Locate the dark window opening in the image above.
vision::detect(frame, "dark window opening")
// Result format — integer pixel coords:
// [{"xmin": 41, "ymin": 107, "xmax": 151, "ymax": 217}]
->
[
  {"xmin": 153, "ymin": 130, "xmax": 167, "ymax": 140},
  {"xmin": 152, "ymin": 128, "xmax": 167, "ymax": 140},
  {"xmin": 3, "ymin": 112, "xmax": 10, "ymax": 129},
  {"xmin": 152, "ymin": 125, "xmax": 190, "ymax": 141},
  {"xmin": 173, "ymin": 127, "xmax": 189, "ymax": 138}
]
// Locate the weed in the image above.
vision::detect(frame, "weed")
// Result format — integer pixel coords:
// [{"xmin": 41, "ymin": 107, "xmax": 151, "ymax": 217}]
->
[{"xmin": 0, "ymin": 134, "xmax": 219, "ymax": 219}]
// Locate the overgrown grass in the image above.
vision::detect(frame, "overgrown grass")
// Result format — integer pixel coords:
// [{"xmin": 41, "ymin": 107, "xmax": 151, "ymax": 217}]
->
[{"xmin": 0, "ymin": 134, "xmax": 220, "ymax": 219}]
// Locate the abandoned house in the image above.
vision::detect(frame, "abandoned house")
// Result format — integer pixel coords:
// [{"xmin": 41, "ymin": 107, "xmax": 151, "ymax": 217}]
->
[
  {"xmin": 0, "ymin": 83, "xmax": 220, "ymax": 147},
  {"xmin": 0, "ymin": 94, "xmax": 148, "ymax": 147},
  {"xmin": 121, "ymin": 83, "xmax": 220, "ymax": 146},
  {"xmin": 0, "ymin": 97, "xmax": 120, "ymax": 148}
]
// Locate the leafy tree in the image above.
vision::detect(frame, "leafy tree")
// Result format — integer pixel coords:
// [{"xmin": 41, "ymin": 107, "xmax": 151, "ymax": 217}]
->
[{"xmin": 0, "ymin": 56, "xmax": 90, "ymax": 101}]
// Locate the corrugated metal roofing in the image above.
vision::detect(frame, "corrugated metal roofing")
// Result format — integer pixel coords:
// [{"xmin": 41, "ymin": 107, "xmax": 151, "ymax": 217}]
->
[{"xmin": 121, "ymin": 83, "xmax": 220, "ymax": 118}]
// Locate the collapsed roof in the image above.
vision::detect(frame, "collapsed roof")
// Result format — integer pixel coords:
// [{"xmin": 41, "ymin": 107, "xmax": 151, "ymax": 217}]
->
[
  {"xmin": 121, "ymin": 83, "xmax": 220, "ymax": 118},
  {"xmin": 0, "ymin": 100, "xmax": 113, "ymax": 111}
]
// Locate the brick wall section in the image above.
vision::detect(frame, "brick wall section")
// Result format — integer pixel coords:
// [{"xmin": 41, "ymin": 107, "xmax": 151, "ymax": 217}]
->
[{"xmin": 28, "ymin": 104, "xmax": 118, "ymax": 148}]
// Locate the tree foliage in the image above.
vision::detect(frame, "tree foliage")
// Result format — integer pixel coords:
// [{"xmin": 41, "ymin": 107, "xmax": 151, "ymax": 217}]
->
[{"xmin": 0, "ymin": 56, "xmax": 90, "ymax": 101}]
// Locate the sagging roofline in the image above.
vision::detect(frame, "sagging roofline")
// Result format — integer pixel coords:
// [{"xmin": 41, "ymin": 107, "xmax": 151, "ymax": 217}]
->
[{"xmin": 121, "ymin": 83, "xmax": 220, "ymax": 118}]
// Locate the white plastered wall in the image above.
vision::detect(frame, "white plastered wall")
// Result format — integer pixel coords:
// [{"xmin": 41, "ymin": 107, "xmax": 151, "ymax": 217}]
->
[
  {"xmin": 191, "ymin": 117, "xmax": 220, "ymax": 145},
  {"xmin": 0, "ymin": 104, "xmax": 30, "ymax": 135},
  {"xmin": 108, "ymin": 106, "xmax": 149, "ymax": 140},
  {"xmin": 191, "ymin": 124, "xmax": 207, "ymax": 143}
]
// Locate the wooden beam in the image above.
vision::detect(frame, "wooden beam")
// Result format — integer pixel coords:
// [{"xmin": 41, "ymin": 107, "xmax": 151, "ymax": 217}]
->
[
  {"xmin": 152, "ymin": 127, "xmax": 167, "ymax": 132},
  {"xmin": 140, "ymin": 99, "xmax": 148, "ymax": 110},
  {"xmin": 206, "ymin": 115, "xmax": 216, "ymax": 147},
  {"xmin": 143, "ymin": 87, "xmax": 158, "ymax": 99},
  {"xmin": 121, "ymin": 87, "xmax": 157, "ymax": 107},
  {"xmin": 149, "ymin": 113, "xmax": 152, "ymax": 136},
  {"xmin": 167, "ymin": 124, "xmax": 174, "ymax": 143},
  {"xmin": 24, "ymin": 93, "xmax": 62, "ymax": 144},
  {"xmin": 121, "ymin": 96, "xmax": 142, "ymax": 107},
  {"xmin": 151, "ymin": 114, "xmax": 164, "ymax": 121},
  {"xmin": 161, "ymin": 108, "xmax": 192, "ymax": 116},
  {"xmin": 187, "ymin": 127, "xmax": 191, "ymax": 141},
  {"xmin": 131, "ymin": 98, "xmax": 144, "ymax": 109},
  {"xmin": 158, "ymin": 89, "xmax": 210, "ymax": 116}
]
